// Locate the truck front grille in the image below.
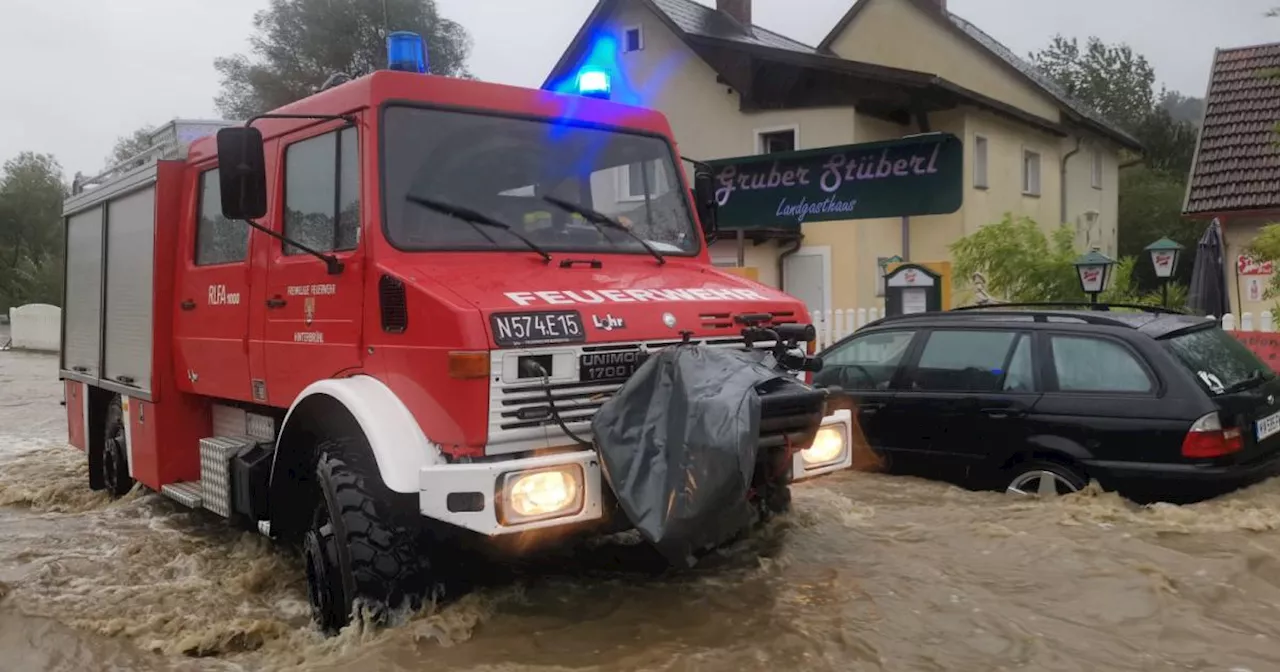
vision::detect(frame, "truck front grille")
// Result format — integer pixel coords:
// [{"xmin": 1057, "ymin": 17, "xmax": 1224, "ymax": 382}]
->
[{"xmin": 486, "ymin": 336, "xmax": 821, "ymax": 456}]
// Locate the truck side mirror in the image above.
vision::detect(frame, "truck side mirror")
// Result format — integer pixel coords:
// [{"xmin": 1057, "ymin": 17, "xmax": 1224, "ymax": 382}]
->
[
  {"xmin": 216, "ymin": 127, "xmax": 268, "ymax": 221},
  {"xmin": 692, "ymin": 172, "xmax": 718, "ymax": 243}
]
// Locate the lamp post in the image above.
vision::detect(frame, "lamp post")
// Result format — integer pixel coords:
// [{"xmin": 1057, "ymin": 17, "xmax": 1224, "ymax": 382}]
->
[
  {"xmin": 1073, "ymin": 249, "xmax": 1116, "ymax": 306},
  {"xmin": 1144, "ymin": 237, "xmax": 1184, "ymax": 308}
]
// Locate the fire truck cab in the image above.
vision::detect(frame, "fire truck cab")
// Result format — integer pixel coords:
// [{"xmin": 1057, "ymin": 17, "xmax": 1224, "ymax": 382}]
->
[{"xmin": 59, "ymin": 34, "xmax": 853, "ymax": 633}]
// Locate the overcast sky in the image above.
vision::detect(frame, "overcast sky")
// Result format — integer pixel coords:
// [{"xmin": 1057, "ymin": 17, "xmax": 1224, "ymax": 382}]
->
[{"xmin": 1, "ymin": 0, "xmax": 1275, "ymax": 178}]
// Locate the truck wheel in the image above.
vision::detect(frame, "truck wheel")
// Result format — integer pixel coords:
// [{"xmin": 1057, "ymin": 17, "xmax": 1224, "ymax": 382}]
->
[
  {"xmin": 302, "ymin": 435, "xmax": 432, "ymax": 634},
  {"xmin": 100, "ymin": 395, "xmax": 135, "ymax": 498}
]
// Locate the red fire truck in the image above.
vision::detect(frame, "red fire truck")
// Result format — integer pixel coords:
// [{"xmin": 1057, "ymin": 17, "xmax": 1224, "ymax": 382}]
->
[{"xmin": 59, "ymin": 33, "xmax": 853, "ymax": 632}]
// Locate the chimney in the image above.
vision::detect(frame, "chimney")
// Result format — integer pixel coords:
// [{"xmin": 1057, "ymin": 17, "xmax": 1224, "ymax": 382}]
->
[{"xmin": 717, "ymin": 0, "xmax": 752, "ymax": 26}]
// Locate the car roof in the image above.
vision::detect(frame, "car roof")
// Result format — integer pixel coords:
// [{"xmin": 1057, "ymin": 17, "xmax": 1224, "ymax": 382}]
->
[{"xmin": 853, "ymin": 307, "xmax": 1215, "ymax": 340}]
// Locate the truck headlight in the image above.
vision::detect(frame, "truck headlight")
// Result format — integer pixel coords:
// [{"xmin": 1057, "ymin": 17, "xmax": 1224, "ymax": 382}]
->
[
  {"xmin": 499, "ymin": 465, "xmax": 584, "ymax": 525},
  {"xmin": 802, "ymin": 425, "xmax": 848, "ymax": 468}
]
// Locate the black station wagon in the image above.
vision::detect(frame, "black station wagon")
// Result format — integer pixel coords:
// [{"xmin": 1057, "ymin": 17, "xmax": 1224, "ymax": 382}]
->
[{"xmin": 812, "ymin": 304, "xmax": 1280, "ymax": 500}]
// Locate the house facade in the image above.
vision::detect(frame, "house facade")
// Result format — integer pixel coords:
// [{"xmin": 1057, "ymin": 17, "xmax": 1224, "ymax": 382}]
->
[
  {"xmin": 544, "ymin": 0, "xmax": 1139, "ymax": 313},
  {"xmin": 1184, "ymin": 41, "xmax": 1280, "ymax": 319}
]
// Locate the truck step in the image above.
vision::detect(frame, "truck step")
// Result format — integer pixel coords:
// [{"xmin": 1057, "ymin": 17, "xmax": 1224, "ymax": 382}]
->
[{"xmin": 161, "ymin": 481, "xmax": 203, "ymax": 508}]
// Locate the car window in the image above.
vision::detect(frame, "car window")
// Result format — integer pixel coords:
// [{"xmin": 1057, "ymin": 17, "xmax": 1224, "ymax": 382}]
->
[
  {"xmin": 1003, "ymin": 335, "xmax": 1034, "ymax": 392},
  {"xmin": 1162, "ymin": 326, "xmax": 1273, "ymax": 395},
  {"xmin": 909, "ymin": 330, "xmax": 1021, "ymax": 392},
  {"xmin": 815, "ymin": 330, "xmax": 915, "ymax": 391},
  {"xmin": 1050, "ymin": 335, "xmax": 1152, "ymax": 393}
]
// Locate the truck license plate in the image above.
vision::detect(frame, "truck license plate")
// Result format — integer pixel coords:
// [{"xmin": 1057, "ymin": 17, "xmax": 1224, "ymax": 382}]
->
[
  {"xmin": 490, "ymin": 311, "xmax": 586, "ymax": 348},
  {"xmin": 579, "ymin": 350, "xmax": 648, "ymax": 383},
  {"xmin": 1257, "ymin": 410, "xmax": 1280, "ymax": 441}
]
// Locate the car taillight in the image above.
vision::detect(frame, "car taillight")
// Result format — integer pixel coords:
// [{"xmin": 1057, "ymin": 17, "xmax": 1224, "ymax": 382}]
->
[{"xmin": 1181, "ymin": 412, "xmax": 1243, "ymax": 458}]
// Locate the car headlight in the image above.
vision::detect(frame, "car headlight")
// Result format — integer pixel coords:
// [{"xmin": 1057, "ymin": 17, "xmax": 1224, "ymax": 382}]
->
[
  {"xmin": 499, "ymin": 465, "xmax": 584, "ymax": 525},
  {"xmin": 802, "ymin": 425, "xmax": 848, "ymax": 468}
]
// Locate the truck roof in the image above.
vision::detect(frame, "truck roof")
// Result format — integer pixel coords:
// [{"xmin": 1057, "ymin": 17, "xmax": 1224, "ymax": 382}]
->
[{"xmin": 186, "ymin": 70, "xmax": 681, "ymax": 164}]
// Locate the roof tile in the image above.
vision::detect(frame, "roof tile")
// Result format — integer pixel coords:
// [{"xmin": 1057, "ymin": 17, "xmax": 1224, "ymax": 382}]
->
[{"xmin": 1185, "ymin": 42, "xmax": 1280, "ymax": 215}]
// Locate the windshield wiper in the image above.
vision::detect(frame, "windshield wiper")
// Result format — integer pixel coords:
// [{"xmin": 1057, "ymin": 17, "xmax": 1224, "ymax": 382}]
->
[
  {"xmin": 541, "ymin": 195, "xmax": 666, "ymax": 266},
  {"xmin": 1224, "ymin": 369, "xmax": 1269, "ymax": 394},
  {"xmin": 405, "ymin": 194, "xmax": 552, "ymax": 264}
]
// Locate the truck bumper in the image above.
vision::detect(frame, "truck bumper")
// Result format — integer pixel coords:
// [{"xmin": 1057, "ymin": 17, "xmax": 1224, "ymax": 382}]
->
[{"xmin": 418, "ymin": 449, "xmax": 605, "ymax": 536}]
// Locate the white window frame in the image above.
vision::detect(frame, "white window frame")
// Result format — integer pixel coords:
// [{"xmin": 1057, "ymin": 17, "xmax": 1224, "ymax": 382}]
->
[
  {"xmin": 1091, "ymin": 148, "xmax": 1103, "ymax": 189},
  {"xmin": 754, "ymin": 124, "xmax": 800, "ymax": 155},
  {"xmin": 617, "ymin": 161, "xmax": 663, "ymax": 202},
  {"xmin": 1022, "ymin": 147, "xmax": 1042, "ymax": 196},
  {"xmin": 973, "ymin": 134, "xmax": 989, "ymax": 189},
  {"xmin": 623, "ymin": 25, "xmax": 644, "ymax": 53},
  {"xmin": 782, "ymin": 245, "xmax": 832, "ymax": 317}
]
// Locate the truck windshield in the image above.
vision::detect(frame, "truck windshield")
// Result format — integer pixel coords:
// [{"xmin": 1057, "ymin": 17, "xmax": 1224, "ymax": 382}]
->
[{"xmin": 381, "ymin": 105, "xmax": 699, "ymax": 256}]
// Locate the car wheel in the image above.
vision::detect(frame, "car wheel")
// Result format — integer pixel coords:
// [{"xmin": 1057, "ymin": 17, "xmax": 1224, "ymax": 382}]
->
[{"xmin": 1004, "ymin": 460, "xmax": 1086, "ymax": 498}]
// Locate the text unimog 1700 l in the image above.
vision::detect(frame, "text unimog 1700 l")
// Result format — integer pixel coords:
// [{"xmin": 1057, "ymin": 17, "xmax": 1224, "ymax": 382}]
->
[{"xmin": 59, "ymin": 34, "xmax": 854, "ymax": 632}]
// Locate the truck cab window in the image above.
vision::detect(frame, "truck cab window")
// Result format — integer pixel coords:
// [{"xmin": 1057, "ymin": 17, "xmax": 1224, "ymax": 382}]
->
[
  {"xmin": 195, "ymin": 168, "xmax": 249, "ymax": 266},
  {"xmin": 284, "ymin": 126, "xmax": 360, "ymax": 256}
]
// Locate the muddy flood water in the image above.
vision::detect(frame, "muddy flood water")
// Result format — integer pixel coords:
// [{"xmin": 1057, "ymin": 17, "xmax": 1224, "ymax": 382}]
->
[{"xmin": 3, "ymin": 346, "xmax": 1280, "ymax": 671}]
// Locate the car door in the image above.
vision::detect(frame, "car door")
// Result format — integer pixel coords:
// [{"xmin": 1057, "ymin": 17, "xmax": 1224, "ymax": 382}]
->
[
  {"xmin": 893, "ymin": 328, "xmax": 1041, "ymax": 470},
  {"xmin": 1031, "ymin": 330, "xmax": 1164, "ymax": 464},
  {"xmin": 814, "ymin": 328, "xmax": 921, "ymax": 459},
  {"xmin": 173, "ymin": 165, "xmax": 254, "ymax": 402},
  {"xmin": 259, "ymin": 122, "xmax": 366, "ymax": 406}
]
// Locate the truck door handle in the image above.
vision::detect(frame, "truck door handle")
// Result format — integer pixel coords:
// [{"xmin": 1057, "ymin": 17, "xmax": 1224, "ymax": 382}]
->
[
  {"xmin": 266, "ymin": 297, "xmax": 287, "ymax": 309},
  {"xmin": 180, "ymin": 299, "xmax": 196, "ymax": 311}
]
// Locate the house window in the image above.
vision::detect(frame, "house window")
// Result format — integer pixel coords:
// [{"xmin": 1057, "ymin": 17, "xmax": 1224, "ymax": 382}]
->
[
  {"xmin": 1022, "ymin": 148, "xmax": 1041, "ymax": 196},
  {"xmin": 1091, "ymin": 149, "xmax": 1103, "ymax": 189},
  {"xmin": 973, "ymin": 135, "xmax": 989, "ymax": 189},
  {"xmin": 283, "ymin": 127, "xmax": 361, "ymax": 255},
  {"xmin": 623, "ymin": 26, "xmax": 643, "ymax": 52},
  {"xmin": 622, "ymin": 160, "xmax": 659, "ymax": 200},
  {"xmin": 757, "ymin": 128, "xmax": 797, "ymax": 154},
  {"xmin": 194, "ymin": 169, "xmax": 249, "ymax": 266}
]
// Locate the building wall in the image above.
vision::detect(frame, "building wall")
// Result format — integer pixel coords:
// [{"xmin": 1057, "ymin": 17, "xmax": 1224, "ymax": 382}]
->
[
  {"xmin": 1222, "ymin": 215, "xmax": 1274, "ymax": 319},
  {"xmin": 601, "ymin": 1, "xmax": 856, "ymax": 163},
  {"xmin": 824, "ymin": 0, "xmax": 1062, "ymax": 124},
  {"xmin": 566, "ymin": 0, "xmax": 1122, "ymax": 313}
]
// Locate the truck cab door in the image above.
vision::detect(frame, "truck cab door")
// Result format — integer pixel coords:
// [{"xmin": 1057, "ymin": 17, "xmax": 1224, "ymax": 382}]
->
[
  {"xmin": 174, "ymin": 165, "xmax": 254, "ymax": 401},
  {"xmin": 259, "ymin": 122, "xmax": 365, "ymax": 406}
]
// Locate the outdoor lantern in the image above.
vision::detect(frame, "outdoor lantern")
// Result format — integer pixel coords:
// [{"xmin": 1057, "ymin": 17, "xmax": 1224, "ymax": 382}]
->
[
  {"xmin": 1145, "ymin": 236, "xmax": 1184, "ymax": 308},
  {"xmin": 1145, "ymin": 237, "xmax": 1184, "ymax": 280},
  {"xmin": 1073, "ymin": 248, "xmax": 1116, "ymax": 304}
]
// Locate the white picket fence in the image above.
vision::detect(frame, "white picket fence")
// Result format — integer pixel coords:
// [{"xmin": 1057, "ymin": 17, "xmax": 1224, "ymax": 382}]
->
[
  {"xmin": 7, "ymin": 303, "xmax": 61, "ymax": 352},
  {"xmin": 1220, "ymin": 312, "xmax": 1276, "ymax": 332},
  {"xmin": 809, "ymin": 307, "xmax": 882, "ymax": 350}
]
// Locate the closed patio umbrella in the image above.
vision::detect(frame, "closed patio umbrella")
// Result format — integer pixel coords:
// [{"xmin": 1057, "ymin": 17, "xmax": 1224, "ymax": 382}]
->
[{"xmin": 1186, "ymin": 218, "xmax": 1231, "ymax": 318}]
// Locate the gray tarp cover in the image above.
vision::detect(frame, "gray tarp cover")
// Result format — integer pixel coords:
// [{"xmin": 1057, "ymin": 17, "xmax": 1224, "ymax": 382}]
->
[{"xmin": 591, "ymin": 345, "xmax": 783, "ymax": 567}]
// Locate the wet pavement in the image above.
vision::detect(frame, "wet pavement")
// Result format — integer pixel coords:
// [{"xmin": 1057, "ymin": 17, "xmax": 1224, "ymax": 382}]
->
[{"xmin": 2, "ymin": 346, "xmax": 1280, "ymax": 671}]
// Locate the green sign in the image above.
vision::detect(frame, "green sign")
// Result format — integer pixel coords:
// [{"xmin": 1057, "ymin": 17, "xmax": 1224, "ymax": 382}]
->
[{"xmin": 707, "ymin": 133, "xmax": 964, "ymax": 230}]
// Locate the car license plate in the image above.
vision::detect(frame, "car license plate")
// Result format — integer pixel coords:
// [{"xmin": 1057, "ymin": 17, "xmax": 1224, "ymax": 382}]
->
[
  {"xmin": 1257, "ymin": 410, "xmax": 1280, "ymax": 441},
  {"xmin": 579, "ymin": 350, "xmax": 648, "ymax": 383},
  {"xmin": 490, "ymin": 311, "xmax": 586, "ymax": 348}
]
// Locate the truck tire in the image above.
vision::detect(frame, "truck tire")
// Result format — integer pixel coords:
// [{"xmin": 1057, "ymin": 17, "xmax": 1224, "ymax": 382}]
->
[
  {"xmin": 100, "ymin": 395, "xmax": 135, "ymax": 498},
  {"xmin": 303, "ymin": 435, "xmax": 432, "ymax": 634}
]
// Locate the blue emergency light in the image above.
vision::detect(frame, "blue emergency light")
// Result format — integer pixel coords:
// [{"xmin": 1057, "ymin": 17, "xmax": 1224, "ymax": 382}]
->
[
  {"xmin": 387, "ymin": 31, "xmax": 428, "ymax": 73},
  {"xmin": 576, "ymin": 68, "xmax": 612, "ymax": 99}
]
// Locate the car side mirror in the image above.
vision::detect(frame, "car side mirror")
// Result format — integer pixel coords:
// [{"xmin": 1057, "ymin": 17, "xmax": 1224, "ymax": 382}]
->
[
  {"xmin": 215, "ymin": 127, "xmax": 268, "ymax": 220},
  {"xmin": 692, "ymin": 172, "xmax": 718, "ymax": 243}
]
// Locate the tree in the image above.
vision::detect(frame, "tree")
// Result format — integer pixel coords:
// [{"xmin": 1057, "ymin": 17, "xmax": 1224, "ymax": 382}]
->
[
  {"xmin": 105, "ymin": 126, "xmax": 157, "ymax": 170},
  {"xmin": 0, "ymin": 153, "xmax": 67, "ymax": 311},
  {"xmin": 214, "ymin": 0, "xmax": 473, "ymax": 119},
  {"xmin": 1117, "ymin": 166, "xmax": 1203, "ymax": 291},
  {"xmin": 951, "ymin": 213, "xmax": 1184, "ymax": 308},
  {"xmin": 1029, "ymin": 35, "xmax": 1157, "ymax": 132}
]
